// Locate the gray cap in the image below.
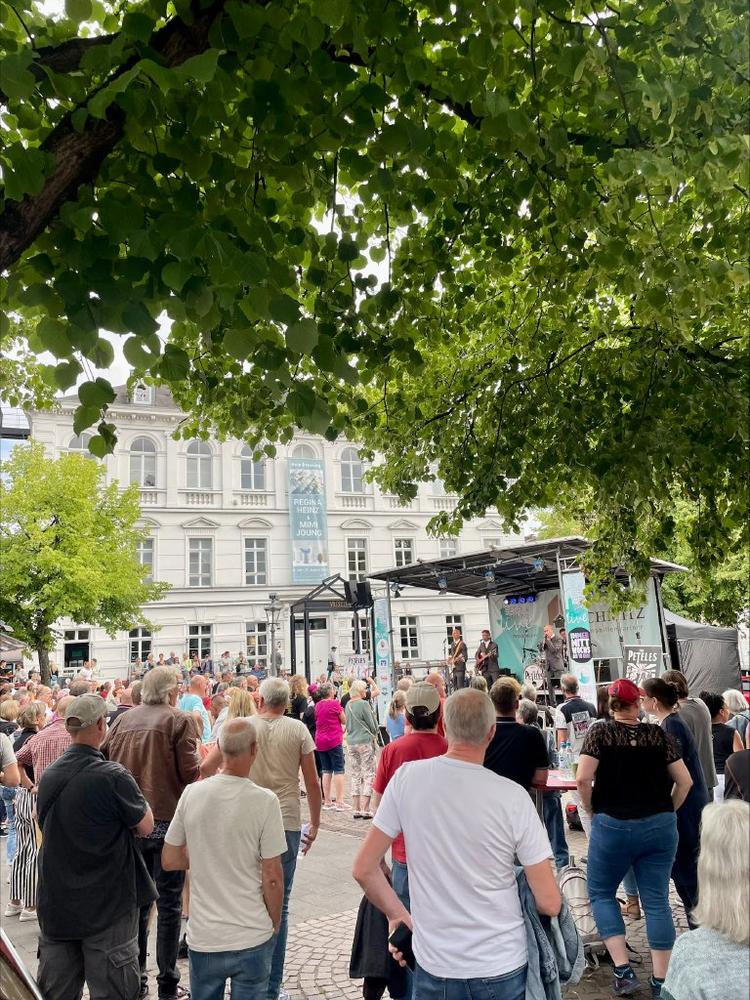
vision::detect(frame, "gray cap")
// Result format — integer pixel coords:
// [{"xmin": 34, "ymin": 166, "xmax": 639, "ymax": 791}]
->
[
  {"xmin": 405, "ymin": 682, "xmax": 440, "ymax": 714},
  {"xmin": 65, "ymin": 693, "xmax": 108, "ymax": 730}
]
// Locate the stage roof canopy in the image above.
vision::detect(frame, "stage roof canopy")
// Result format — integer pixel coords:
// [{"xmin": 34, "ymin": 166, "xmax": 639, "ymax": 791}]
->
[{"xmin": 369, "ymin": 536, "xmax": 687, "ymax": 599}]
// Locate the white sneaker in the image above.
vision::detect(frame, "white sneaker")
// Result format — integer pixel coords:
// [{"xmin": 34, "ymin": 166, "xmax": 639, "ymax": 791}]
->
[
  {"xmin": 19, "ymin": 908, "xmax": 38, "ymax": 922},
  {"xmin": 4, "ymin": 902, "xmax": 22, "ymax": 916}
]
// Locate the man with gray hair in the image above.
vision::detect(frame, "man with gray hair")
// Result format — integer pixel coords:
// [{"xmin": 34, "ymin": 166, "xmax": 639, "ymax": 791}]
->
[
  {"xmin": 250, "ymin": 677, "xmax": 321, "ymax": 1000},
  {"xmin": 103, "ymin": 666, "xmax": 199, "ymax": 1000},
  {"xmin": 163, "ymin": 718, "xmax": 286, "ymax": 1000},
  {"xmin": 354, "ymin": 689, "xmax": 560, "ymax": 998}
]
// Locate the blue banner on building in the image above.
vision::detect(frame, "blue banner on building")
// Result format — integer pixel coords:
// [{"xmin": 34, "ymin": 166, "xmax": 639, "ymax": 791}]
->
[
  {"xmin": 373, "ymin": 596, "xmax": 394, "ymax": 722},
  {"xmin": 561, "ymin": 569, "xmax": 597, "ymax": 703},
  {"xmin": 288, "ymin": 458, "xmax": 329, "ymax": 584}
]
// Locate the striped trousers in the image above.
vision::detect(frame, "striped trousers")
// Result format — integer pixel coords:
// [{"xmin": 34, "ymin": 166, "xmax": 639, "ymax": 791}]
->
[{"xmin": 9, "ymin": 788, "xmax": 38, "ymax": 908}]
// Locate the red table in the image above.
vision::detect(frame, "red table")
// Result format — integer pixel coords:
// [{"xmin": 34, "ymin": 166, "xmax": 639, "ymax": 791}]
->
[{"xmin": 532, "ymin": 769, "xmax": 578, "ymax": 818}]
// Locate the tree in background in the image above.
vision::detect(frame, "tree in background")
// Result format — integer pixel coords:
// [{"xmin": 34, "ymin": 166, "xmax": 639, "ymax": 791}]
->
[
  {"xmin": 1, "ymin": 0, "xmax": 747, "ymax": 596},
  {"xmin": 535, "ymin": 499, "xmax": 748, "ymax": 628},
  {"xmin": 0, "ymin": 443, "xmax": 169, "ymax": 683}
]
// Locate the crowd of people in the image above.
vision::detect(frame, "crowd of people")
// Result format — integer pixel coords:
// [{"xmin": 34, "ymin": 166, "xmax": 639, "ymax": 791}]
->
[{"xmin": 0, "ymin": 654, "xmax": 748, "ymax": 1000}]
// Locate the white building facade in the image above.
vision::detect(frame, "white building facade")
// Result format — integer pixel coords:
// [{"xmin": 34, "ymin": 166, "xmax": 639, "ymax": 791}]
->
[{"xmin": 29, "ymin": 386, "xmax": 520, "ymax": 679}]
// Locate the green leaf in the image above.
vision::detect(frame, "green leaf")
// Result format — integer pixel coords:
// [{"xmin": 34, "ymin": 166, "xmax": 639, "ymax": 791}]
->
[
  {"xmin": 285, "ymin": 318, "xmax": 319, "ymax": 354},
  {"xmin": 122, "ymin": 302, "xmax": 159, "ymax": 338},
  {"xmin": 269, "ymin": 294, "xmax": 301, "ymax": 325},
  {"xmin": 177, "ymin": 50, "xmax": 221, "ymax": 84},
  {"xmin": 87, "ymin": 435, "xmax": 111, "ymax": 458},
  {"xmin": 36, "ymin": 318, "xmax": 71, "ymax": 357},
  {"xmin": 223, "ymin": 327, "xmax": 255, "ymax": 360},
  {"xmin": 78, "ymin": 378, "xmax": 116, "ymax": 409},
  {"xmin": 53, "ymin": 360, "xmax": 82, "ymax": 390},
  {"xmin": 65, "ymin": 0, "xmax": 92, "ymax": 21},
  {"xmin": 73, "ymin": 404, "xmax": 101, "ymax": 435},
  {"xmin": 161, "ymin": 261, "xmax": 191, "ymax": 292},
  {"xmin": 158, "ymin": 344, "xmax": 190, "ymax": 380},
  {"xmin": 1, "ymin": 53, "xmax": 37, "ymax": 101},
  {"xmin": 337, "ymin": 239, "xmax": 359, "ymax": 263},
  {"xmin": 123, "ymin": 336, "xmax": 160, "ymax": 370}
]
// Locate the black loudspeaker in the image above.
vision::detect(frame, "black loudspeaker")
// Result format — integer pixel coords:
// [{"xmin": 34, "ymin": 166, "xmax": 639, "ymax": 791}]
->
[
  {"xmin": 344, "ymin": 580, "xmax": 374, "ymax": 609},
  {"xmin": 344, "ymin": 581, "xmax": 358, "ymax": 607}
]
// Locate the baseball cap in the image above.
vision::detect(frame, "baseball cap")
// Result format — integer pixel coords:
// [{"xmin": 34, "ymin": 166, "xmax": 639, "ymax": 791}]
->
[
  {"xmin": 405, "ymin": 681, "xmax": 440, "ymax": 715},
  {"xmin": 65, "ymin": 693, "xmax": 108, "ymax": 730},
  {"xmin": 608, "ymin": 678, "xmax": 643, "ymax": 705}
]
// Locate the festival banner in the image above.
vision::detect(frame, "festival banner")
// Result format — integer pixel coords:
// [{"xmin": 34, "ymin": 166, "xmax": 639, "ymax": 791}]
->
[
  {"xmin": 623, "ymin": 645, "xmax": 662, "ymax": 685},
  {"xmin": 373, "ymin": 597, "xmax": 394, "ymax": 724},
  {"xmin": 561, "ymin": 570, "xmax": 597, "ymax": 703},
  {"xmin": 587, "ymin": 577, "xmax": 662, "ymax": 659},
  {"xmin": 287, "ymin": 458, "xmax": 329, "ymax": 584},
  {"xmin": 487, "ymin": 589, "xmax": 561, "ymax": 679}
]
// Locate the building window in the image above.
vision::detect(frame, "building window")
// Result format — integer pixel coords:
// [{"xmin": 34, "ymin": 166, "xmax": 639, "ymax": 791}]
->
[
  {"xmin": 394, "ymin": 538, "xmax": 414, "ymax": 567},
  {"xmin": 186, "ymin": 440, "xmax": 212, "ymax": 489},
  {"xmin": 398, "ymin": 616, "xmax": 420, "ymax": 659},
  {"xmin": 347, "ymin": 538, "xmax": 368, "ymax": 581},
  {"xmin": 245, "ymin": 622, "xmax": 268, "ymax": 668},
  {"xmin": 131, "ymin": 384, "xmax": 153, "ymax": 405},
  {"xmin": 130, "ymin": 436, "xmax": 157, "ymax": 487},
  {"xmin": 129, "ymin": 628, "xmax": 151, "ymax": 662},
  {"xmin": 136, "ymin": 537, "xmax": 154, "ymax": 581},
  {"xmin": 188, "ymin": 624, "xmax": 212, "ymax": 659},
  {"xmin": 483, "ymin": 536, "xmax": 503, "ymax": 550},
  {"xmin": 352, "ymin": 615, "xmax": 371, "ymax": 652},
  {"xmin": 244, "ymin": 538, "xmax": 268, "ymax": 585},
  {"xmin": 445, "ymin": 615, "xmax": 463, "ymax": 644},
  {"xmin": 438, "ymin": 538, "xmax": 457, "ymax": 559},
  {"xmin": 67, "ymin": 433, "xmax": 93, "ymax": 453},
  {"xmin": 240, "ymin": 446, "xmax": 266, "ymax": 490},
  {"xmin": 341, "ymin": 447, "xmax": 363, "ymax": 492},
  {"xmin": 188, "ymin": 537, "xmax": 212, "ymax": 587},
  {"xmin": 292, "ymin": 443, "xmax": 316, "ymax": 459}
]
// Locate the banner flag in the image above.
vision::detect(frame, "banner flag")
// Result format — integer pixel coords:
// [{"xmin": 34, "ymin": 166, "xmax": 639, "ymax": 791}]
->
[{"xmin": 287, "ymin": 458, "xmax": 329, "ymax": 584}]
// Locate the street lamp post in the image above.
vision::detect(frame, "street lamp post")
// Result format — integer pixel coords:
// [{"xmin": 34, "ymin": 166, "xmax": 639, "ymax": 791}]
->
[{"xmin": 264, "ymin": 592, "xmax": 282, "ymax": 677}]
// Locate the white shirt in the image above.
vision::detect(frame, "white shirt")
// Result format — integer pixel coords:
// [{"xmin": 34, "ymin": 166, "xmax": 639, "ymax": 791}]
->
[
  {"xmin": 165, "ymin": 775, "xmax": 287, "ymax": 952},
  {"xmin": 373, "ymin": 755, "xmax": 552, "ymax": 979}
]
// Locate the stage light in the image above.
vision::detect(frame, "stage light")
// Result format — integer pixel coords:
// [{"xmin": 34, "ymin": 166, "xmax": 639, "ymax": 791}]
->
[
  {"xmin": 532, "ymin": 557, "xmax": 545, "ymax": 572},
  {"xmin": 484, "ymin": 569, "xmax": 496, "ymax": 584},
  {"xmin": 509, "ymin": 597, "xmax": 517, "ymax": 605},
  {"xmin": 437, "ymin": 576, "xmax": 448, "ymax": 591},
  {"xmin": 518, "ymin": 596, "xmax": 526, "ymax": 604},
  {"xmin": 527, "ymin": 594, "xmax": 536, "ymax": 603},
  {"xmin": 503, "ymin": 597, "xmax": 509, "ymax": 605}
]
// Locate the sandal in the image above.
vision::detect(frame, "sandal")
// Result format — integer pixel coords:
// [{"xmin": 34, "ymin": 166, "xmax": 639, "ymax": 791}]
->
[{"xmin": 618, "ymin": 896, "xmax": 642, "ymax": 920}]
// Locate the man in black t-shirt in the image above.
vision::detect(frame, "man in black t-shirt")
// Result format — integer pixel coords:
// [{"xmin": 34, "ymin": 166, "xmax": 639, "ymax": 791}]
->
[
  {"xmin": 483, "ymin": 678, "xmax": 549, "ymax": 790},
  {"xmin": 36, "ymin": 694, "xmax": 156, "ymax": 1000},
  {"xmin": 554, "ymin": 674, "xmax": 597, "ymax": 752}
]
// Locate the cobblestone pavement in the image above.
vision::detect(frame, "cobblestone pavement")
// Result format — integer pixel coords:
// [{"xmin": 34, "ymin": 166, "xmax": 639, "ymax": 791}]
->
[{"xmin": 1, "ymin": 797, "xmax": 689, "ymax": 1000}]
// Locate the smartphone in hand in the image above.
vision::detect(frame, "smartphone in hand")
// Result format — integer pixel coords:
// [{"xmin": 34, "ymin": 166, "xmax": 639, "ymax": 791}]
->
[{"xmin": 388, "ymin": 921, "xmax": 416, "ymax": 970}]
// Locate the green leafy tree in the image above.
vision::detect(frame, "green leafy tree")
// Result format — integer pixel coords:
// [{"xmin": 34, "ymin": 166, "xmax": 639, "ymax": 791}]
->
[
  {"xmin": 0, "ymin": 443, "xmax": 169, "ymax": 683},
  {"xmin": 535, "ymin": 499, "xmax": 748, "ymax": 627},
  {"xmin": 1, "ymin": 0, "xmax": 747, "ymax": 587}
]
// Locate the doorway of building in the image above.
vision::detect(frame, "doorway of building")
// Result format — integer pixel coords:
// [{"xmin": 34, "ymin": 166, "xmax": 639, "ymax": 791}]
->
[
  {"xmin": 64, "ymin": 629, "xmax": 90, "ymax": 672},
  {"xmin": 294, "ymin": 617, "xmax": 328, "ymax": 680}
]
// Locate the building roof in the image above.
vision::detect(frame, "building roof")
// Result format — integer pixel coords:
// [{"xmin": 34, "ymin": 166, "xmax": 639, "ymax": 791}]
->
[
  {"xmin": 369, "ymin": 535, "xmax": 687, "ymax": 598},
  {"xmin": 58, "ymin": 384, "xmax": 181, "ymax": 411}
]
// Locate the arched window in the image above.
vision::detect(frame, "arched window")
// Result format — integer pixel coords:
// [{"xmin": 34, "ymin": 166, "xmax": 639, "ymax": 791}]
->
[
  {"xmin": 341, "ymin": 447, "xmax": 363, "ymax": 493},
  {"xmin": 186, "ymin": 440, "xmax": 212, "ymax": 489},
  {"xmin": 240, "ymin": 445, "xmax": 266, "ymax": 491},
  {"xmin": 68, "ymin": 433, "xmax": 92, "ymax": 452},
  {"xmin": 292, "ymin": 443, "xmax": 316, "ymax": 460},
  {"xmin": 130, "ymin": 437, "xmax": 157, "ymax": 487}
]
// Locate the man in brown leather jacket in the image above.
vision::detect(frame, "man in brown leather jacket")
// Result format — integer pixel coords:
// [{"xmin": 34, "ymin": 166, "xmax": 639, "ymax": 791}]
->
[{"xmin": 103, "ymin": 666, "xmax": 199, "ymax": 1000}]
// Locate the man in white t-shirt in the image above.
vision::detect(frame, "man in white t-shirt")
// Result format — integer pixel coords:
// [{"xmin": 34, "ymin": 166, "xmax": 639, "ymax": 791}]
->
[
  {"xmin": 163, "ymin": 718, "xmax": 286, "ymax": 1000},
  {"xmin": 353, "ymin": 688, "xmax": 560, "ymax": 998}
]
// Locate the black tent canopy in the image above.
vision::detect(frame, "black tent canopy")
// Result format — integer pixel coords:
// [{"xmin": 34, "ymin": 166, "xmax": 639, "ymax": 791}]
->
[
  {"xmin": 665, "ymin": 610, "xmax": 742, "ymax": 694},
  {"xmin": 369, "ymin": 536, "xmax": 687, "ymax": 598}
]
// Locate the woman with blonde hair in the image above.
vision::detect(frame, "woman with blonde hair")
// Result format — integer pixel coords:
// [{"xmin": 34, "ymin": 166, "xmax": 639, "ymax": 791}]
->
[
  {"xmin": 660, "ymin": 801, "xmax": 749, "ymax": 999},
  {"xmin": 199, "ymin": 687, "xmax": 257, "ymax": 777},
  {"xmin": 5, "ymin": 701, "xmax": 46, "ymax": 921},
  {"xmin": 289, "ymin": 674, "xmax": 309, "ymax": 722},
  {"xmin": 386, "ymin": 690, "xmax": 407, "ymax": 741}
]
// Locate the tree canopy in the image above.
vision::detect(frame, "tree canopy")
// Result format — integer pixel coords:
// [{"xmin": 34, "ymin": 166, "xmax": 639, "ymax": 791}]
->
[
  {"xmin": 1, "ymin": 0, "xmax": 748, "ymax": 593},
  {"xmin": 0, "ymin": 443, "xmax": 169, "ymax": 682}
]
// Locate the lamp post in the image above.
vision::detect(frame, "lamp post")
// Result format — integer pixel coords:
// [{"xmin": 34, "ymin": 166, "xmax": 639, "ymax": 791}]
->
[{"xmin": 264, "ymin": 592, "xmax": 282, "ymax": 677}]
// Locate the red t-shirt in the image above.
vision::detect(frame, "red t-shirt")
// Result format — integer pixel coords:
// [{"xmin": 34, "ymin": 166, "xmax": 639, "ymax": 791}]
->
[{"xmin": 372, "ymin": 732, "xmax": 447, "ymax": 863}]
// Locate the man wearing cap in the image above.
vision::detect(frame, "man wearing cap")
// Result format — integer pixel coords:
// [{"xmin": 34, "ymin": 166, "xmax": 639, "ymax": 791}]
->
[
  {"xmin": 370, "ymin": 682, "xmax": 447, "ymax": 998},
  {"xmin": 36, "ymin": 694, "xmax": 156, "ymax": 1000}
]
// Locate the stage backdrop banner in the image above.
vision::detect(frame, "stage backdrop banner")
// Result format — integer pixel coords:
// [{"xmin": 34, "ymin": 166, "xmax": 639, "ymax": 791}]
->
[
  {"xmin": 488, "ymin": 590, "xmax": 557, "ymax": 678},
  {"xmin": 373, "ymin": 597, "xmax": 394, "ymax": 723},
  {"xmin": 561, "ymin": 570, "xmax": 597, "ymax": 703},
  {"xmin": 287, "ymin": 458, "xmax": 329, "ymax": 584}
]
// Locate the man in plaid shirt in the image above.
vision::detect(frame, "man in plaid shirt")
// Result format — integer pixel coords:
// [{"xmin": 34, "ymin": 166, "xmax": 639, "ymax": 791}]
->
[{"xmin": 15, "ymin": 697, "xmax": 74, "ymax": 786}]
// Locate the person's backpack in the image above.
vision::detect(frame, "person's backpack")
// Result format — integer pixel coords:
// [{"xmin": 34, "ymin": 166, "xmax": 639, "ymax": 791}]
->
[{"xmin": 558, "ymin": 857, "xmax": 606, "ymax": 967}]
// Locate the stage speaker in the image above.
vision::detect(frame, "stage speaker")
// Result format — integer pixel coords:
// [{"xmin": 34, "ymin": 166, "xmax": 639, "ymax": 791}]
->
[
  {"xmin": 344, "ymin": 581, "xmax": 358, "ymax": 607},
  {"xmin": 356, "ymin": 581, "xmax": 373, "ymax": 609}
]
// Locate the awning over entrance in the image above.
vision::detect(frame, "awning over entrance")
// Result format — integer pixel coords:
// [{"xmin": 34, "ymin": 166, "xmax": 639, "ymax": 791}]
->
[{"xmin": 369, "ymin": 536, "xmax": 687, "ymax": 599}]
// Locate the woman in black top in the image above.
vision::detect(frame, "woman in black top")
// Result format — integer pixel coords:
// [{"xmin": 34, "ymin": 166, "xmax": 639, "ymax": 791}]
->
[
  {"xmin": 288, "ymin": 674, "xmax": 309, "ymax": 722},
  {"xmin": 642, "ymin": 677, "xmax": 710, "ymax": 925},
  {"xmin": 700, "ymin": 691, "xmax": 743, "ymax": 801},
  {"xmin": 576, "ymin": 679, "xmax": 693, "ymax": 998}
]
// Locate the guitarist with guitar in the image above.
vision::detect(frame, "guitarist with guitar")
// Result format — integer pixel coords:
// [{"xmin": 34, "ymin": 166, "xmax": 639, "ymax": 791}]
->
[
  {"xmin": 475, "ymin": 629, "xmax": 500, "ymax": 687},
  {"xmin": 447, "ymin": 628, "xmax": 468, "ymax": 691}
]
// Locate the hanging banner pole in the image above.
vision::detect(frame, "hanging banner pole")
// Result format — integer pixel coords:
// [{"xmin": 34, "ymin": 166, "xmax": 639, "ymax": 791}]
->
[{"xmin": 560, "ymin": 568, "xmax": 598, "ymax": 704}]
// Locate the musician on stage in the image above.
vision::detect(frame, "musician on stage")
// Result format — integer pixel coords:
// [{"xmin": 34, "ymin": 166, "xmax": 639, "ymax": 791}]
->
[
  {"xmin": 475, "ymin": 629, "xmax": 500, "ymax": 686},
  {"xmin": 539, "ymin": 624, "xmax": 565, "ymax": 700},
  {"xmin": 447, "ymin": 627, "xmax": 468, "ymax": 690}
]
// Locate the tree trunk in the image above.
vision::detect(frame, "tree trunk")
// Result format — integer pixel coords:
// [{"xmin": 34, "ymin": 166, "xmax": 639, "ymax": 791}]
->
[{"xmin": 37, "ymin": 646, "xmax": 51, "ymax": 686}]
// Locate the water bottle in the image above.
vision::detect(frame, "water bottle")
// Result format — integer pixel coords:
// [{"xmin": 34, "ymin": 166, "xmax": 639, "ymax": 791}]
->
[
  {"xmin": 299, "ymin": 822, "xmax": 310, "ymax": 857},
  {"xmin": 560, "ymin": 742, "xmax": 570, "ymax": 775}
]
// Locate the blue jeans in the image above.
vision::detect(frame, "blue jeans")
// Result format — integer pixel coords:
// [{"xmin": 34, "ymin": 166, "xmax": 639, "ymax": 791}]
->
[
  {"xmin": 588, "ymin": 812, "xmax": 678, "ymax": 951},
  {"xmin": 622, "ymin": 867, "xmax": 638, "ymax": 897},
  {"xmin": 267, "ymin": 829, "xmax": 301, "ymax": 1000},
  {"xmin": 1, "ymin": 786, "xmax": 17, "ymax": 863},
  {"xmin": 391, "ymin": 860, "xmax": 412, "ymax": 1000},
  {"xmin": 189, "ymin": 938, "xmax": 274, "ymax": 1000},
  {"xmin": 542, "ymin": 792, "xmax": 570, "ymax": 871},
  {"xmin": 414, "ymin": 963, "xmax": 527, "ymax": 1000}
]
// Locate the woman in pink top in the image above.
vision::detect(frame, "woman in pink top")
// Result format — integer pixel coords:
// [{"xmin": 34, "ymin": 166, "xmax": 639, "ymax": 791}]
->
[{"xmin": 314, "ymin": 683, "xmax": 347, "ymax": 811}]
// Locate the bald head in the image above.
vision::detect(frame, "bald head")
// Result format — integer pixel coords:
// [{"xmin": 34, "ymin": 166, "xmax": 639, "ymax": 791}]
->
[
  {"xmin": 118, "ymin": 689, "xmax": 133, "ymax": 707},
  {"xmin": 55, "ymin": 695, "xmax": 74, "ymax": 718}
]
